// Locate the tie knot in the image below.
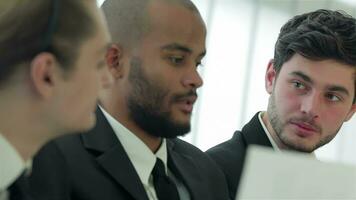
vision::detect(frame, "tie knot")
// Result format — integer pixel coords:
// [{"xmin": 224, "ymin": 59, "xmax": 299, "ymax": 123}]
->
[{"xmin": 152, "ymin": 158, "xmax": 166, "ymax": 178}]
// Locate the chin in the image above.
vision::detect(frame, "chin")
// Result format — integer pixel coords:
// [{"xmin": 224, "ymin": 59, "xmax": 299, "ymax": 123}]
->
[
  {"xmin": 72, "ymin": 113, "xmax": 97, "ymax": 133},
  {"xmin": 174, "ymin": 112, "xmax": 192, "ymax": 123},
  {"xmin": 83, "ymin": 113, "xmax": 97, "ymax": 130},
  {"xmin": 284, "ymin": 140, "xmax": 316, "ymax": 153},
  {"xmin": 174, "ymin": 118, "xmax": 190, "ymax": 128}
]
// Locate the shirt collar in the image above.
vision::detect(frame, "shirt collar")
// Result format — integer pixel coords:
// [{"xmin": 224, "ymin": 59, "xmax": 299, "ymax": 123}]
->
[
  {"xmin": 100, "ymin": 106, "xmax": 168, "ymax": 185},
  {"xmin": 258, "ymin": 111, "xmax": 281, "ymax": 151},
  {"xmin": 0, "ymin": 133, "xmax": 25, "ymax": 190}
]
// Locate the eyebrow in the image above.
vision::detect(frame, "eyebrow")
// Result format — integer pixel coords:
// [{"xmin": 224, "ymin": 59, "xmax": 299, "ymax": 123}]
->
[
  {"xmin": 290, "ymin": 71, "xmax": 350, "ymax": 96},
  {"xmin": 161, "ymin": 43, "xmax": 206, "ymax": 58},
  {"xmin": 328, "ymin": 86, "xmax": 350, "ymax": 96},
  {"xmin": 290, "ymin": 71, "xmax": 313, "ymax": 84}
]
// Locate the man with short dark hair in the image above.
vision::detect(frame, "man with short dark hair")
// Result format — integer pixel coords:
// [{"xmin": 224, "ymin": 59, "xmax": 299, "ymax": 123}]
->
[
  {"xmin": 0, "ymin": 0, "xmax": 112, "ymax": 200},
  {"xmin": 29, "ymin": 0, "xmax": 230, "ymax": 199},
  {"xmin": 207, "ymin": 9, "xmax": 356, "ymax": 199}
]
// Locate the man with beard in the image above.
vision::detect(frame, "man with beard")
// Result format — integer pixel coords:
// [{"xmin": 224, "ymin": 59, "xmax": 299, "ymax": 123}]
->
[
  {"xmin": 29, "ymin": 0, "xmax": 229, "ymax": 200},
  {"xmin": 207, "ymin": 9, "xmax": 356, "ymax": 199}
]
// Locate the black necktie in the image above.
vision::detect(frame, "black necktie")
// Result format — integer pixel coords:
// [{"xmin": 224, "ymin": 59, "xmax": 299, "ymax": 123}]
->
[
  {"xmin": 152, "ymin": 158, "xmax": 180, "ymax": 200},
  {"xmin": 8, "ymin": 173, "xmax": 31, "ymax": 200}
]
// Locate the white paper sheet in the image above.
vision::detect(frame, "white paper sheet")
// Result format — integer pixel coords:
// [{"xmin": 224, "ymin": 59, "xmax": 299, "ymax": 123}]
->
[{"xmin": 237, "ymin": 145, "xmax": 356, "ymax": 200}]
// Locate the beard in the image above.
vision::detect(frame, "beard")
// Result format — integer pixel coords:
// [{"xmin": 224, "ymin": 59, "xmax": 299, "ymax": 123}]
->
[
  {"xmin": 267, "ymin": 92, "xmax": 337, "ymax": 153},
  {"xmin": 126, "ymin": 56, "xmax": 195, "ymax": 138}
]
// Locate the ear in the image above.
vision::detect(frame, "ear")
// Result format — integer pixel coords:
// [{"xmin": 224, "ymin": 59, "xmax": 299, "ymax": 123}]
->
[
  {"xmin": 265, "ymin": 59, "xmax": 277, "ymax": 94},
  {"xmin": 344, "ymin": 103, "xmax": 356, "ymax": 122},
  {"xmin": 30, "ymin": 53, "xmax": 58, "ymax": 99},
  {"xmin": 106, "ymin": 44, "xmax": 124, "ymax": 79}
]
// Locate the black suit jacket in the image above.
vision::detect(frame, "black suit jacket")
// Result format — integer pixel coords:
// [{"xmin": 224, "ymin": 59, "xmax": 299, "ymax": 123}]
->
[
  {"xmin": 29, "ymin": 109, "xmax": 229, "ymax": 200},
  {"xmin": 8, "ymin": 173, "xmax": 33, "ymax": 200},
  {"xmin": 206, "ymin": 112, "xmax": 273, "ymax": 199}
]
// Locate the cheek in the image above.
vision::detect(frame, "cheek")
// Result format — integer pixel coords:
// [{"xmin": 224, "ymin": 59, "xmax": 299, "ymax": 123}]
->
[
  {"xmin": 155, "ymin": 83, "xmax": 175, "ymax": 108},
  {"xmin": 151, "ymin": 75, "xmax": 172, "ymax": 93},
  {"xmin": 274, "ymin": 85, "xmax": 300, "ymax": 113},
  {"xmin": 77, "ymin": 71, "xmax": 101, "ymax": 103},
  {"xmin": 321, "ymin": 106, "xmax": 350, "ymax": 128}
]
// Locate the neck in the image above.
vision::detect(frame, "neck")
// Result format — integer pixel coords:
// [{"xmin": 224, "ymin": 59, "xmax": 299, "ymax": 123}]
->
[{"xmin": 0, "ymin": 94, "xmax": 52, "ymax": 161}]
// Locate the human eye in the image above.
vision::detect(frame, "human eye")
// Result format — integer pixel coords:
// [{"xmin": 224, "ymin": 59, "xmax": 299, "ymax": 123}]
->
[
  {"xmin": 291, "ymin": 80, "xmax": 306, "ymax": 90},
  {"xmin": 325, "ymin": 93, "xmax": 342, "ymax": 102},
  {"xmin": 168, "ymin": 55, "xmax": 184, "ymax": 65}
]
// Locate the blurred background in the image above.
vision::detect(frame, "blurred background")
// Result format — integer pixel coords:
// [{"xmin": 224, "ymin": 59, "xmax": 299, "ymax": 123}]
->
[{"xmin": 97, "ymin": 0, "xmax": 356, "ymax": 165}]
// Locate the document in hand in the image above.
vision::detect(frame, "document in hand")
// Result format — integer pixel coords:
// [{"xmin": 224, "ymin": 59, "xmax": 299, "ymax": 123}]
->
[{"xmin": 236, "ymin": 145, "xmax": 356, "ymax": 200}]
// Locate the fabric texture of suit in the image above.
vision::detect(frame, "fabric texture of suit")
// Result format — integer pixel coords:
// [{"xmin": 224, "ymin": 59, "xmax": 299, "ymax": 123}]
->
[
  {"xmin": 29, "ymin": 108, "xmax": 230, "ymax": 200},
  {"xmin": 8, "ymin": 173, "xmax": 32, "ymax": 200},
  {"xmin": 206, "ymin": 112, "xmax": 273, "ymax": 199}
]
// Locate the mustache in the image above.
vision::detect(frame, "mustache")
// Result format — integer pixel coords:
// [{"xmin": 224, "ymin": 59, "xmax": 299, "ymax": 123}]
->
[{"xmin": 172, "ymin": 90, "xmax": 198, "ymax": 102}]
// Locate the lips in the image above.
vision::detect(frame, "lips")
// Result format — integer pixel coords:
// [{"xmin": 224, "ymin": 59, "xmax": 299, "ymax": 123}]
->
[
  {"xmin": 175, "ymin": 95, "xmax": 197, "ymax": 114},
  {"xmin": 290, "ymin": 121, "xmax": 318, "ymax": 137}
]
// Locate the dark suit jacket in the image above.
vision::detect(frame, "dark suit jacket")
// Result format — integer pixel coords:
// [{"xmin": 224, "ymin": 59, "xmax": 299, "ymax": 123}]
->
[
  {"xmin": 206, "ymin": 112, "xmax": 273, "ymax": 199},
  {"xmin": 29, "ymin": 109, "xmax": 229, "ymax": 200},
  {"xmin": 8, "ymin": 173, "xmax": 33, "ymax": 200}
]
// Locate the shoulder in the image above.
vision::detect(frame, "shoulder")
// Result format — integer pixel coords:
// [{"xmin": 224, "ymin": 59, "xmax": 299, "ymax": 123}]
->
[
  {"xmin": 29, "ymin": 135, "xmax": 80, "ymax": 199},
  {"xmin": 168, "ymin": 138, "xmax": 230, "ymax": 199},
  {"xmin": 169, "ymin": 138, "xmax": 229, "ymax": 166},
  {"xmin": 168, "ymin": 138, "xmax": 219, "ymax": 168},
  {"xmin": 167, "ymin": 138, "xmax": 226, "ymax": 179},
  {"xmin": 169, "ymin": 138, "xmax": 205, "ymax": 155},
  {"xmin": 205, "ymin": 131, "xmax": 248, "ymax": 200},
  {"xmin": 206, "ymin": 131, "xmax": 247, "ymax": 174},
  {"xmin": 39, "ymin": 133, "xmax": 84, "ymax": 158},
  {"xmin": 206, "ymin": 130, "xmax": 247, "ymax": 161},
  {"xmin": 32, "ymin": 133, "xmax": 89, "ymax": 173}
]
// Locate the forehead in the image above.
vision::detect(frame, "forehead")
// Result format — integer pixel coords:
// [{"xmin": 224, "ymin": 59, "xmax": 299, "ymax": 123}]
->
[
  {"xmin": 280, "ymin": 54, "xmax": 355, "ymax": 90},
  {"xmin": 140, "ymin": 1, "xmax": 206, "ymax": 53}
]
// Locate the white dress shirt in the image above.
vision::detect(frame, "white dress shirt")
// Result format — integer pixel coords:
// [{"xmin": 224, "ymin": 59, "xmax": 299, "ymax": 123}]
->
[
  {"xmin": 258, "ymin": 112, "xmax": 281, "ymax": 151},
  {"xmin": 101, "ymin": 107, "xmax": 190, "ymax": 200},
  {"xmin": 0, "ymin": 133, "xmax": 25, "ymax": 200}
]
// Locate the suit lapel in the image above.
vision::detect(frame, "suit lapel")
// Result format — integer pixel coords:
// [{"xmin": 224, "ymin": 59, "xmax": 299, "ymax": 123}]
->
[
  {"xmin": 241, "ymin": 112, "xmax": 272, "ymax": 147},
  {"xmin": 96, "ymin": 145, "xmax": 149, "ymax": 200},
  {"xmin": 167, "ymin": 139, "xmax": 205, "ymax": 200},
  {"xmin": 81, "ymin": 108, "xmax": 149, "ymax": 200}
]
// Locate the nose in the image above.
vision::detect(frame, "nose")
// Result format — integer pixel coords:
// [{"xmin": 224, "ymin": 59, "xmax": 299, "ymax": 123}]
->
[
  {"xmin": 182, "ymin": 69, "xmax": 203, "ymax": 89},
  {"xmin": 300, "ymin": 91, "xmax": 320, "ymax": 119}
]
